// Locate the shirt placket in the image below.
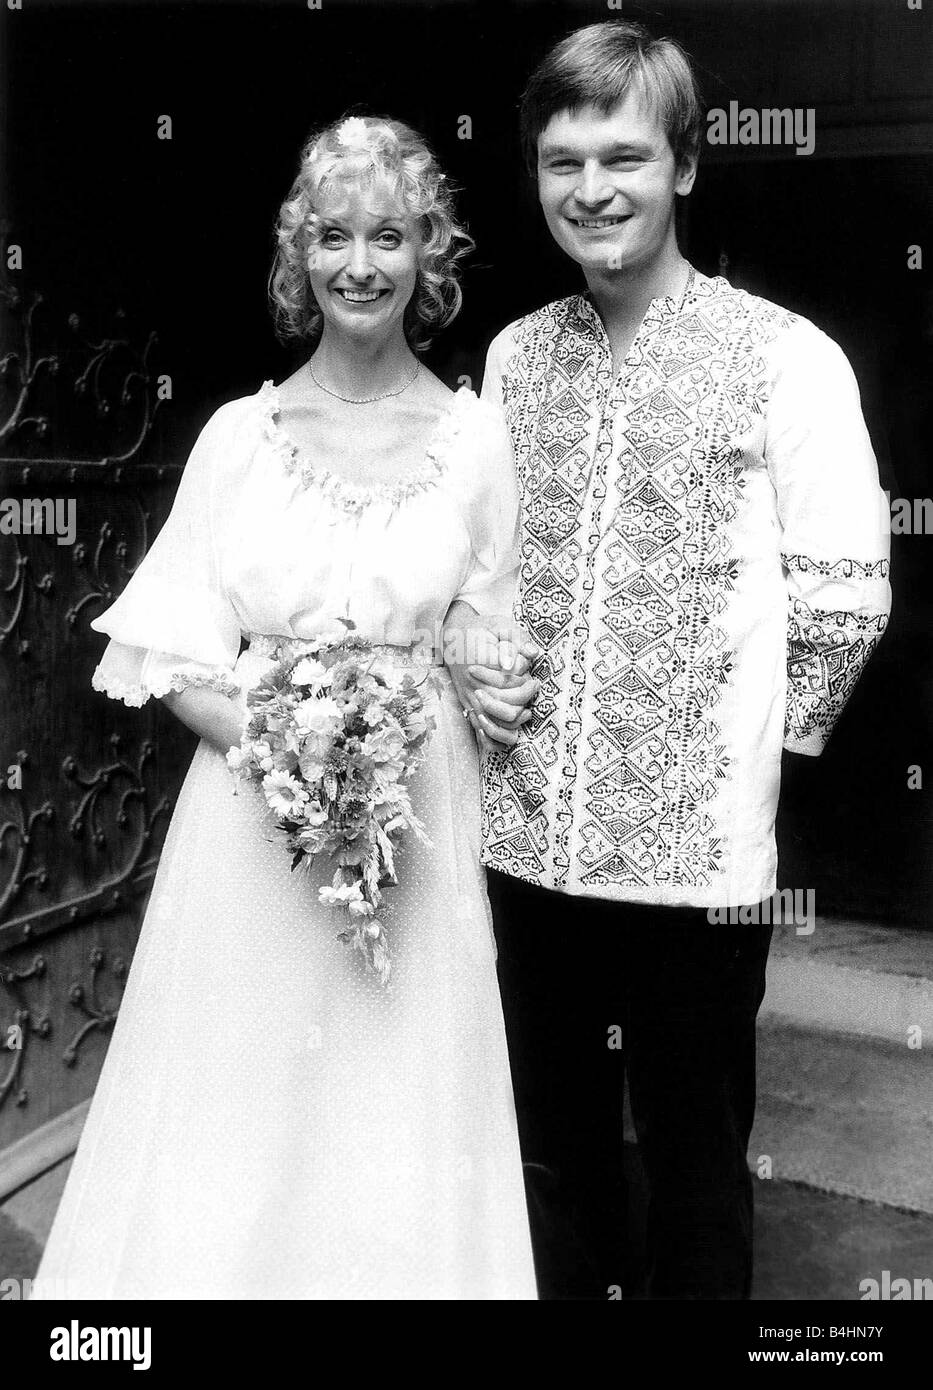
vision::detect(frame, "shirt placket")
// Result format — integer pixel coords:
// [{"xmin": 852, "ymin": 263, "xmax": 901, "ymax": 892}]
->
[
  {"xmin": 557, "ymin": 322, "xmax": 617, "ymax": 890},
  {"xmin": 561, "ymin": 304, "xmax": 661, "ymax": 892}
]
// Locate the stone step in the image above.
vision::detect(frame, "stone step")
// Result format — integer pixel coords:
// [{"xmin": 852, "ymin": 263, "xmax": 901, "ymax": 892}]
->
[
  {"xmin": 752, "ymin": 1020, "xmax": 933, "ymax": 1214},
  {"xmin": 753, "ymin": 919, "xmax": 933, "ymax": 1214},
  {"xmin": 619, "ymin": 919, "xmax": 933, "ymax": 1216},
  {"xmin": 763, "ymin": 918, "xmax": 933, "ymax": 1046}
]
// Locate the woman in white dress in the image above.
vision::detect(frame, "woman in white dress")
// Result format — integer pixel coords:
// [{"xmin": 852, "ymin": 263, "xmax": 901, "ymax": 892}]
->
[{"xmin": 33, "ymin": 115, "xmax": 538, "ymax": 1300}]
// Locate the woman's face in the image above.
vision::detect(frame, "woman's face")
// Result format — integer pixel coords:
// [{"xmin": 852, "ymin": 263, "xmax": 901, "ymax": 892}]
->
[{"xmin": 307, "ymin": 179, "xmax": 421, "ymax": 345}]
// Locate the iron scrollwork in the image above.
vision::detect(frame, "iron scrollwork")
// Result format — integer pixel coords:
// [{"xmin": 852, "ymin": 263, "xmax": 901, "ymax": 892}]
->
[{"xmin": 0, "ymin": 274, "xmax": 183, "ymax": 1132}]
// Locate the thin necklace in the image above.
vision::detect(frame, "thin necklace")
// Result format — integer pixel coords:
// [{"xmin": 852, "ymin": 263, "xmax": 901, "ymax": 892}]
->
[{"xmin": 308, "ymin": 358, "xmax": 420, "ymax": 405}]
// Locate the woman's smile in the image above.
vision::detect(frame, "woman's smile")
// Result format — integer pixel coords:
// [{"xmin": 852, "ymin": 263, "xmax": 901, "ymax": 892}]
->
[{"xmin": 332, "ymin": 286, "xmax": 392, "ymax": 304}]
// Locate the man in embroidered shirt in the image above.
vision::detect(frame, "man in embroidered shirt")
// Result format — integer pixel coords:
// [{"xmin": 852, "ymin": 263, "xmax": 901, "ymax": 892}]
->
[{"xmin": 452, "ymin": 20, "xmax": 891, "ymax": 1300}]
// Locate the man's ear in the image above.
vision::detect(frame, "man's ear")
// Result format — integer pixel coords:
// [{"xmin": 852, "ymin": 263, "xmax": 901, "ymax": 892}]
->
[{"xmin": 675, "ymin": 151, "xmax": 698, "ymax": 197}]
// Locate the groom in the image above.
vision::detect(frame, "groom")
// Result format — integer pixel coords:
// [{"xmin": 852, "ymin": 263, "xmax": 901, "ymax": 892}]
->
[{"xmin": 446, "ymin": 19, "xmax": 890, "ymax": 1299}]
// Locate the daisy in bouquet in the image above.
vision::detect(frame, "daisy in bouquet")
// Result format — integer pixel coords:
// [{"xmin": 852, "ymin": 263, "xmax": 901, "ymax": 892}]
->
[{"xmin": 227, "ymin": 621, "xmax": 437, "ymax": 984}]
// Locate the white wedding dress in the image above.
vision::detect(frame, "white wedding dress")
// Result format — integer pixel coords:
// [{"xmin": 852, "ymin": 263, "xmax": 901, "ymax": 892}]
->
[{"xmin": 33, "ymin": 382, "xmax": 537, "ymax": 1300}]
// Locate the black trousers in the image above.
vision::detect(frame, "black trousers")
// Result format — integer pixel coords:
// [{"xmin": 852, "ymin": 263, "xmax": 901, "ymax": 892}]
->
[{"xmin": 486, "ymin": 868, "xmax": 773, "ymax": 1301}]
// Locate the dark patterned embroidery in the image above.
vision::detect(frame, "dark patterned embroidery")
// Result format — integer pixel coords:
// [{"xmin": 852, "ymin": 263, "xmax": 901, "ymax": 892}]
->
[
  {"xmin": 785, "ymin": 598, "xmax": 889, "ymax": 744},
  {"xmin": 782, "ymin": 553, "xmax": 890, "ymax": 581},
  {"xmin": 483, "ymin": 277, "xmax": 797, "ymax": 891},
  {"xmin": 481, "ymin": 274, "xmax": 888, "ymax": 898}
]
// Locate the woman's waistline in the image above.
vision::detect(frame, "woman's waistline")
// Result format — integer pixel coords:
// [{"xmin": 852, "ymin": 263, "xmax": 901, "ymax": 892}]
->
[{"xmin": 243, "ymin": 632, "xmax": 443, "ymax": 668}]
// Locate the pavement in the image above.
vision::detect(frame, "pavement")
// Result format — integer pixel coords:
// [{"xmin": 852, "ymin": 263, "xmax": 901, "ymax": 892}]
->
[{"xmin": 4, "ymin": 1147, "xmax": 931, "ymax": 1300}]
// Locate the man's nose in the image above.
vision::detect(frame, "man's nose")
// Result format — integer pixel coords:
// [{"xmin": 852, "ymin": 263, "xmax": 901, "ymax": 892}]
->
[{"xmin": 574, "ymin": 163, "xmax": 613, "ymax": 207}]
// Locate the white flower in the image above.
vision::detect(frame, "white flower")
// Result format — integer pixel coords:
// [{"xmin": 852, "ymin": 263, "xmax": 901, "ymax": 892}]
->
[
  {"xmin": 262, "ymin": 769, "xmax": 309, "ymax": 816},
  {"xmin": 347, "ymin": 896, "xmax": 375, "ymax": 919},
  {"xmin": 362, "ymin": 701, "xmax": 385, "ymax": 728},
  {"xmin": 370, "ymin": 768, "xmax": 408, "ymax": 805},
  {"xmin": 319, "ymin": 881, "xmax": 364, "ymax": 908},
  {"xmin": 335, "ymin": 116, "xmax": 370, "ymax": 149},
  {"xmin": 292, "ymin": 657, "xmax": 326, "ymax": 688},
  {"xmin": 303, "ymin": 802, "xmax": 329, "ymax": 828},
  {"xmin": 294, "ymin": 695, "xmax": 342, "ymax": 738},
  {"xmin": 299, "ymin": 748, "xmax": 326, "ymax": 783},
  {"xmin": 296, "ymin": 826, "xmax": 328, "ymax": 852},
  {"xmin": 252, "ymin": 740, "xmax": 275, "ymax": 772},
  {"xmin": 264, "ymin": 717, "xmax": 301, "ymax": 761},
  {"xmin": 282, "ymin": 726, "xmax": 302, "ymax": 756},
  {"xmin": 361, "ymin": 725, "xmax": 406, "ymax": 764},
  {"xmin": 225, "ymin": 744, "xmax": 251, "ymax": 774}
]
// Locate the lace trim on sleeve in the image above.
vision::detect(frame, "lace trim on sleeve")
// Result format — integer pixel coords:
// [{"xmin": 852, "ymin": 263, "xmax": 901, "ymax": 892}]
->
[{"xmin": 92, "ymin": 665, "xmax": 241, "ymax": 709}]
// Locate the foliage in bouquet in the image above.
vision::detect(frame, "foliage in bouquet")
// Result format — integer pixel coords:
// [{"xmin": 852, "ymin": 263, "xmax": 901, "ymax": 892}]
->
[{"xmin": 227, "ymin": 621, "xmax": 437, "ymax": 984}]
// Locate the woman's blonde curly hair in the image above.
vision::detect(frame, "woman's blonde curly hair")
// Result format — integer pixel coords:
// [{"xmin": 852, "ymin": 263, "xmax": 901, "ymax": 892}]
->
[{"xmin": 270, "ymin": 115, "xmax": 473, "ymax": 352}]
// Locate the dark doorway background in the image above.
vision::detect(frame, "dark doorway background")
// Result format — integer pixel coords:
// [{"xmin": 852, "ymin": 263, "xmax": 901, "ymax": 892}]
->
[{"xmin": 3, "ymin": 0, "xmax": 931, "ymax": 925}]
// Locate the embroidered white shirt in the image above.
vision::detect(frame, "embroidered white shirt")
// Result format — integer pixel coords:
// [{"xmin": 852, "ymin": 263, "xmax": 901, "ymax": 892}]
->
[{"xmin": 479, "ymin": 268, "xmax": 891, "ymax": 908}]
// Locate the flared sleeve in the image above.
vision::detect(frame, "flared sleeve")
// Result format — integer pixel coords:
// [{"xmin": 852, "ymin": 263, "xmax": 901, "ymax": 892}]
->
[
  {"xmin": 450, "ymin": 398, "xmax": 521, "ymax": 624},
  {"xmin": 90, "ymin": 402, "xmax": 244, "ymax": 707},
  {"xmin": 765, "ymin": 321, "xmax": 891, "ymax": 755}
]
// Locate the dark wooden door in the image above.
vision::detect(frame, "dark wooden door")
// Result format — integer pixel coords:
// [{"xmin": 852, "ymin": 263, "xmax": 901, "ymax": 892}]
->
[{"xmin": 0, "ymin": 280, "xmax": 194, "ymax": 1194}]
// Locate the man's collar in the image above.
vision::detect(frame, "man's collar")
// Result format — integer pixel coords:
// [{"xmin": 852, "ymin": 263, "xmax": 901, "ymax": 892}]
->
[{"xmin": 569, "ymin": 263, "xmax": 707, "ymax": 335}]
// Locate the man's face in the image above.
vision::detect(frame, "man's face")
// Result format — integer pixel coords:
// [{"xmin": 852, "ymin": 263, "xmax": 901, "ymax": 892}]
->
[{"xmin": 536, "ymin": 91, "xmax": 696, "ymax": 277}]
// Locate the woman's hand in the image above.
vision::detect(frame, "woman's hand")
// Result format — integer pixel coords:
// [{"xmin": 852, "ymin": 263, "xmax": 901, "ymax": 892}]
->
[{"xmin": 443, "ymin": 602, "xmax": 540, "ymax": 750}]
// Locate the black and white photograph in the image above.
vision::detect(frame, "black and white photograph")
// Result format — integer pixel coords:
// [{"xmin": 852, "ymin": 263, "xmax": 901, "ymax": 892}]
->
[{"xmin": 0, "ymin": 0, "xmax": 931, "ymax": 1352}]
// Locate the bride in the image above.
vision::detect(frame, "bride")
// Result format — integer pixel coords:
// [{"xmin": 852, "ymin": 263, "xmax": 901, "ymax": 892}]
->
[{"xmin": 33, "ymin": 115, "xmax": 538, "ymax": 1300}]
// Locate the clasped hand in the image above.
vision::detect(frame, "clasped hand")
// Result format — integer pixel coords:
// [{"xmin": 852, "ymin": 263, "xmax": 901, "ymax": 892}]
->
[{"xmin": 443, "ymin": 602, "xmax": 541, "ymax": 752}]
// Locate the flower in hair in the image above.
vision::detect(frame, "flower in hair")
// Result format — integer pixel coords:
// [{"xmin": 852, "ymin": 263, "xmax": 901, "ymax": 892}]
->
[{"xmin": 335, "ymin": 116, "xmax": 371, "ymax": 150}]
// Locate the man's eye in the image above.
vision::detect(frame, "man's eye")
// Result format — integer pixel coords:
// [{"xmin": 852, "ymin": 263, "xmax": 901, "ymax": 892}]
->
[
  {"xmin": 547, "ymin": 161, "xmax": 578, "ymax": 173},
  {"xmin": 609, "ymin": 157, "xmax": 643, "ymax": 168}
]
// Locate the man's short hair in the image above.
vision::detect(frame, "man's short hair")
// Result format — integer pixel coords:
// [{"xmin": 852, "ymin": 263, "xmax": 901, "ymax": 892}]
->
[{"xmin": 519, "ymin": 19, "xmax": 702, "ymax": 174}]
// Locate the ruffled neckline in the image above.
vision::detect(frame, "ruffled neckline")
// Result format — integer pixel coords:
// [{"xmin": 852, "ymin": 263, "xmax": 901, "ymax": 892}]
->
[{"xmin": 257, "ymin": 378, "xmax": 474, "ymax": 517}]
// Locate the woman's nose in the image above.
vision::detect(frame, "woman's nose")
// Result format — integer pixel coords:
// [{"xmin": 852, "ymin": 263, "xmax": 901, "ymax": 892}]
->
[{"xmin": 347, "ymin": 241, "xmax": 376, "ymax": 279}]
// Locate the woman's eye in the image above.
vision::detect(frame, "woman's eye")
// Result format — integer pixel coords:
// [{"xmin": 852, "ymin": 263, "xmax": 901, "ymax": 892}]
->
[
  {"xmin": 376, "ymin": 232, "xmax": 402, "ymax": 248},
  {"xmin": 320, "ymin": 231, "xmax": 345, "ymax": 247}
]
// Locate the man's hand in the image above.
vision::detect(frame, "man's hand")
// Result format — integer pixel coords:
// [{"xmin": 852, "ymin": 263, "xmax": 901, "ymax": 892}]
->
[{"xmin": 443, "ymin": 603, "xmax": 540, "ymax": 751}]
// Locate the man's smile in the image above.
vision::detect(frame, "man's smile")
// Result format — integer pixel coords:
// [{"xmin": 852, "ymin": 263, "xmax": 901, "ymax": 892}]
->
[{"xmin": 567, "ymin": 214, "xmax": 632, "ymax": 229}]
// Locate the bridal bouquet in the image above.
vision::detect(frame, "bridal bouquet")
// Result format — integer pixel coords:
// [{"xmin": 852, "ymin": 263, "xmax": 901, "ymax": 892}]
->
[{"xmin": 227, "ymin": 622, "xmax": 436, "ymax": 984}]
